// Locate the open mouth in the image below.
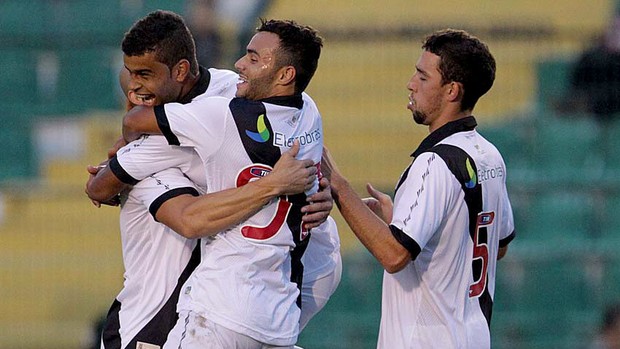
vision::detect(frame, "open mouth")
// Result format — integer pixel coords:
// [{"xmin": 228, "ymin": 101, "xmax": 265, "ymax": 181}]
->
[
  {"xmin": 135, "ymin": 93, "xmax": 155, "ymax": 106},
  {"xmin": 408, "ymin": 95, "xmax": 415, "ymax": 107}
]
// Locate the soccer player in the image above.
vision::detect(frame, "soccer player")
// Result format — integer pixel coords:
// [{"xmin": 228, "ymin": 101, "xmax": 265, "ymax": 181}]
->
[
  {"xmin": 321, "ymin": 29, "xmax": 516, "ymax": 348},
  {"xmin": 115, "ymin": 18, "xmax": 327, "ymax": 348},
  {"xmin": 85, "ymin": 11, "xmax": 339, "ymax": 349}
]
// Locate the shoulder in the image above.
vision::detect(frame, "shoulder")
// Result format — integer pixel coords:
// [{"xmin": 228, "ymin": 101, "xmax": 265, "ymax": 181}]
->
[
  {"xmin": 421, "ymin": 143, "xmax": 475, "ymax": 187},
  {"xmin": 207, "ymin": 67, "xmax": 238, "ymax": 80},
  {"xmin": 207, "ymin": 68, "xmax": 239, "ymax": 88},
  {"xmin": 186, "ymin": 95, "xmax": 231, "ymax": 110}
]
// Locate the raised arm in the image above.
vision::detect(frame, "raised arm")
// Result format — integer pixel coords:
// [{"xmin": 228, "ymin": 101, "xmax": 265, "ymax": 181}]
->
[{"xmin": 322, "ymin": 146, "xmax": 411, "ymax": 273}]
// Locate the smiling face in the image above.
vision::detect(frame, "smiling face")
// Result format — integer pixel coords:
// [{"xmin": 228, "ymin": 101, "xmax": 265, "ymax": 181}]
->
[
  {"xmin": 406, "ymin": 50, "xmax": 452, "ymax": 129},
  {"xmin": 123, "ymin": 52, "xmax": 184, "ymax": 106},
  {"xmin": 234, "ymin": 31, "xmax": 283, "ymax": 100}
]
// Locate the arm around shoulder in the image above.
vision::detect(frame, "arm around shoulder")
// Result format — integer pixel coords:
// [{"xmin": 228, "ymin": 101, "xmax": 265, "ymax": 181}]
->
[{"xmin": 122, "ymin": 105, "xmax": 161, "ymax": 142}]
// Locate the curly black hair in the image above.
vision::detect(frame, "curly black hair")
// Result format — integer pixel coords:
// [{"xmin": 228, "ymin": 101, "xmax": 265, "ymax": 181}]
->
[{"xmin": 122, "ymin": 10, "xmax": 199, "ymax": 75}]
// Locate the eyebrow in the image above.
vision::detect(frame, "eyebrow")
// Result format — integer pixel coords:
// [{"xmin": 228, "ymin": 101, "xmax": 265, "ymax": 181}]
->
[
  {"xmin": 125, "ymin": 66, "xmax": 151, "ymax": 75},
  {"xmin": 415, "ymin": 65, "xmax": 430, "ymax": 77}
]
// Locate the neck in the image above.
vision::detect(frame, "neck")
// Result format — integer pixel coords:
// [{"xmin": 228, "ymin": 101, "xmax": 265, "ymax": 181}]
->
[
  {"xmin": 428, "ymin": 109, "xmax": 472, "ymax": 133},
  {"xmin": 179, "ymin": 71, "xmax": 201, "ymax": 100}
]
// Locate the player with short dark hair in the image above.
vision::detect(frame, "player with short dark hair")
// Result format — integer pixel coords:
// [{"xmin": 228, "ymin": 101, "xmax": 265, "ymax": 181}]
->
[
  {"xmin": 86, "ymin": 11, "xmax": 339, "ymax": 349},
  {"xmin": 122, "ymin": 10, "xmax": 199, "ymax": 76},
  {"xmin": 322, "ymin": 28, "xmax": 515, "ymax": 348},
  {"xmin": 116, "ymin": 18, "xmax": 329, "ymax": 348}
]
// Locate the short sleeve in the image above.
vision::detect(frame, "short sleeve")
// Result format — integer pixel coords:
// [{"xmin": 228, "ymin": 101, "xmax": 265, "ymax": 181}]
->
[
  {"xmin": 112, "ymin": 135, "xmax": 197, "ymax": 182},
  {"xmin": 157, "ymin": 96, "xmax": 230, "ymax": 158},
  {"xmin": 390, "ymin": 152, "xmax": 461, "ymax": 249},
  {"xmin": 130, "ymin": 167, "xmax": 199, "ymax": 219},
  {"xmin": 498, "ymin": 187, "xmax": 516, "ymax": 246}
]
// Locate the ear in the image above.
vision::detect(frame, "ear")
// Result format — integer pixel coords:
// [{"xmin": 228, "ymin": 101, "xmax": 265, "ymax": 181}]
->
[
  {"xmin": 277, "ymin": 65, "xmax": 296, "ymax": 87},
  {"xmin": 446, "ymin": 81, "xmax": 463, "ymax": 103},
  {"xmin": 173, "ymin": 59, "xmax": 191, "ymax": 82}
]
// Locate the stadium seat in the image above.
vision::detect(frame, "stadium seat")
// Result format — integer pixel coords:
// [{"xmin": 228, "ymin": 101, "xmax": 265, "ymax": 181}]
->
[
  {"xmin": 0, "ymin": 113, "xmax": 38, "ymax": 181},
  {"xmin": 516, "ymin": 190, "xmax": 597, "ymax": 243},
  {"xmin": 51, "ymin": 48, "xmax": 123, "ymax": 115},
  {"xmin": 600, "ymin": 194, "xmax": 620, "ymax": 242},
  {"xmin": 297, "ymin": 252, "xmax": 382, "ymax": 349},
  {"xmin": 0, "ymin": 49, "xmax": 40, "ymax": 105},
  {"xmin": 532, "ymin": 114, "xmax": 604, "ymax": 176},
  {"xmin": 478, "ymin": 118, "xmax": 535, "ymax": 170},
  {"xmin": 519, "ymin": 258, "xmax": 595, "ymax": 314},
  {"xmin": 45, "ymin": 0, "xmax": 123, "ymax": 47},
  {"xmin": 601, "ymin": 117, "xmax": 620, "ymax": 172},
  {"xmin": 602, "ymin": 261, "xmax": 620, "ymax": 302},
  {"xmin": 492, "ymin": 309, "xmax": 597, "ymax": 349},
  {"xmin": 535, "ymin": 56, "xmax": 575, "ymax": 112},
  {"xmin": 0, "ymin": 0, "xmax": 46, "ymax": 40}
]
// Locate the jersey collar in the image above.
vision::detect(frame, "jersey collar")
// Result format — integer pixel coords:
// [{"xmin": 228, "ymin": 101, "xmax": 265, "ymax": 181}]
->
[
  {"xmin": 411, "ymin": 116, "xmax": 477, "ymax": 157},
  {"xmin": 259, "ymin": 94, "xmax": 304, "ymax": 109},
  {"xmin": 179, "ymin": 65, "xmax": 211, "ymax": 104}
]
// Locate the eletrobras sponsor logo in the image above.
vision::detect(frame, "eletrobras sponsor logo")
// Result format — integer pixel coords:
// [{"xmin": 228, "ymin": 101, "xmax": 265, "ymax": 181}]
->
[
  {"xmin": 273, "ymin": 128, "xmax": 322, "ymax": 147},
  {"xmin": 246, "ymin": 114, "xmax": 270, "ymax": 143},
  {"xmin": 477, "ymin": 164, "xmax": 504, "ymax": 183},
  {"xmin": 465, "ymin": 158, "xmax": 477, "ymax": 188}
]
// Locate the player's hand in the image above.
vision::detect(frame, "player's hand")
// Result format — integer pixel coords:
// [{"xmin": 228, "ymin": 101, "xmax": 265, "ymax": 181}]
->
[
  {"xmin": 321, "ymin": 146, "xmax": 348, "ymax": 197},
  {"xmin": 270, "ymin": 141, "xmax": 317, "ymax": 196},
  {"xmin": 363, "ymin": 183, "xmax": 393, "ymax": 224},
  {"xmin": 301, "ymin": 177, "xmax": 333, "ymax": 229},
  {"xmin": 85, "ymin": 162, "xmax": 120, "ymax": 207}
]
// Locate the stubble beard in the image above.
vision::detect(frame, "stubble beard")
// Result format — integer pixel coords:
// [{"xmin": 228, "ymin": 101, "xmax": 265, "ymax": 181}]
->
[
  {"xmin": 241, "ymin": 73, "xmax": 276, "ymax": 101},
  {"xmin": 412, "ymin": 110, "xmax": 427, "ymax": 125}
]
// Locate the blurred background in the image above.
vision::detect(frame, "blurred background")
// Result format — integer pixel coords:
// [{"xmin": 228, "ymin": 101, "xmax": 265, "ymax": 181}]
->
[{"xmin": 1, "ymin": 0, "xmax": 620, "ymax": 348}]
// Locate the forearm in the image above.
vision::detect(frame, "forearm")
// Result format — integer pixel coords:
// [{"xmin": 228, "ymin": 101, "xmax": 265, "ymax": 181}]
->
[
  {"xmin": 85, "ymin": 165, "xmax": 128, "ymax": 202},
  {"xmin": 159, "ymin": 177, "xmax": 285, "ymax": 238},
  {"xmin": 332, "ymin": 175, "xmax": 410, "ymax": 273}
]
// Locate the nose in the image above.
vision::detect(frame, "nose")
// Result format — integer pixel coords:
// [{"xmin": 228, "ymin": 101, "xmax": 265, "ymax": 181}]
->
[
  {"xmin": 127, "ymin": 77, "xmax": 141, "ymax": 91},
  {"xmin": 234, "ymin": 56, "xmax": 244, "ymax": 72},
  {"xmin": 406, "ymin": 75, "xmax": 417, "ymax": 92}
]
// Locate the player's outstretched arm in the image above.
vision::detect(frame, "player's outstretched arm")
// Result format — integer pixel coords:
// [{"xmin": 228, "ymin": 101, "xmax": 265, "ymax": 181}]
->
[
  {"xmin": 155, "ymin": 141, "xmax": 318, "ymax": 238},
  {"xmin": 323, "ymin": 146, "xmax": 410, "ymax": 273}
]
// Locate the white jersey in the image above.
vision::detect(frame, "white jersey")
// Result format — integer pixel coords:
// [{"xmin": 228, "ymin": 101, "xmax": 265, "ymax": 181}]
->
[
  {"xmin": 109, "ymin": 67, "xmax": 339, "ymax": 344},
  {"xmin": 380, "ymin": 116, "xmax": 515, "ymax": 349},
  {"xmin": 100, "ymin": 67, "xmax": 239, "ymax": 349},
  {"xmin": 104, "ymin": 168, "xmax": 200, "ymax": 349},
  {"xmin": 156, "ymin": 93, "xmax": 323, "ymax": 345}
]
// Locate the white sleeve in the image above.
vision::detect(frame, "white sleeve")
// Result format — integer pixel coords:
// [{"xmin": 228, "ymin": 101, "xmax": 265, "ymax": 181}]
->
[
  {"xmin": 390, "ymin": 153, "xmax": 460, "ymax": 249},
  {"xmin": 155, "ymin": 96, "xmax": 229, "ymax": 159},
  {"xmin": 110, "ymin": 135, "xmax": 196, "ymax": 183},
  {"xmin": 131, "ymin": 167, "xmax": 199, "ymax": 219}
]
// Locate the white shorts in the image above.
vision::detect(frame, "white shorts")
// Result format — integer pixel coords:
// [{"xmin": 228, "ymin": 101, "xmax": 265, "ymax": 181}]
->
[
  {"xmin": 163, "ymin": 311, "xmax": 294, "ymax": 349},
  {"xmin": 299, "ymin": 252, "xmax": 343, "ymax": 331}
]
